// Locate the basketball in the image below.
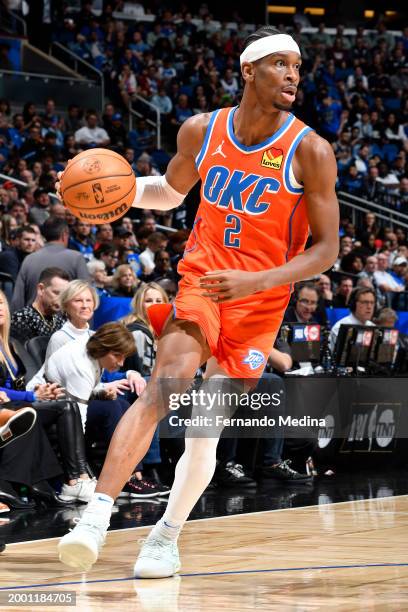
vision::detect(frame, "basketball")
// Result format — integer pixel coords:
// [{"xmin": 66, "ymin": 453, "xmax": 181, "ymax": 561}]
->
[{"xmin": 60, "ymin": 148, "xmax": 136, "ymax": 224}]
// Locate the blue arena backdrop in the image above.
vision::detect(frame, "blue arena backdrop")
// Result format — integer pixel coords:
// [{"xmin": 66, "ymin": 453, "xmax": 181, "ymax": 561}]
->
[{"xmin": 0, "ymin": 37, "xmax": 21, "ymax": 71}]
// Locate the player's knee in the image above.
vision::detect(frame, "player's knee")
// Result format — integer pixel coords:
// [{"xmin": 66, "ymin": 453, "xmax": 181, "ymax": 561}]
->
[{"xmin": 158, "ymin": 361, "xmax": 197, "ymax": 381}]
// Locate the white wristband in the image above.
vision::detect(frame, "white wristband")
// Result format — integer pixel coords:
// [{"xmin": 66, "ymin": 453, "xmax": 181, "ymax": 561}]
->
[{"xmin": 132, "ymin": 175, "xmax": 186, "ymax": 211}]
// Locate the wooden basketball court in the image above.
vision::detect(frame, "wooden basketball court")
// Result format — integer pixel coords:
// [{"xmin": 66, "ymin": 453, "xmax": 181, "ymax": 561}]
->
[{"xmin": 1, "ymin": 495, "xmax": 407, "ymax": 610}]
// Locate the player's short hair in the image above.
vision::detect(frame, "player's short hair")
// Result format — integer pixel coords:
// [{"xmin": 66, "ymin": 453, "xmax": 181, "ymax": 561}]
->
[{"xmin": 243, "ymin": 26, "xmax": 281, "ymax": 51}]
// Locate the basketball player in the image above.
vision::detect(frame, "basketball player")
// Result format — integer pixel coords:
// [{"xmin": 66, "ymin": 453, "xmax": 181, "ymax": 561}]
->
[{"xmin": 58, "ymin": 27, "xmax": 339, "ymax": 577}]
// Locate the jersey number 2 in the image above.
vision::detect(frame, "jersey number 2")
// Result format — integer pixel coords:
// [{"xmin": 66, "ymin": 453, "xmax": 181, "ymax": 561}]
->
[{"xmin": 224, "ymin": 214, "xmax": 241, "ymax": 248}]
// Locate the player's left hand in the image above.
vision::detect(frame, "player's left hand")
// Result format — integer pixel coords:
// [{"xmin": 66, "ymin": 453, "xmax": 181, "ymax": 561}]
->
[{"xmin": 199, "ymin": 269, "xmax": 266, "ymax": 302}]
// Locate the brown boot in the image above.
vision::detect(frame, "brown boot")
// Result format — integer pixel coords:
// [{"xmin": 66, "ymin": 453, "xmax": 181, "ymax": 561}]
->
[{"xmin": 0, "ymin": 407, "xmax": 37, "ymax": 448}]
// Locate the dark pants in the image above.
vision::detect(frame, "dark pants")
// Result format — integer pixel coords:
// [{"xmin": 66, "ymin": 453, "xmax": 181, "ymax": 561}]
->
[
  {"xmin": 0, "ymin": 419, "xmax": 62, "ymax": 486},
  {"xmin": 35, "ymin": 400, "xmax": 88, "ymax": 480},
  {"xmin": 217, "ymin": 373, "xmax": 285, "ymax": 466}
]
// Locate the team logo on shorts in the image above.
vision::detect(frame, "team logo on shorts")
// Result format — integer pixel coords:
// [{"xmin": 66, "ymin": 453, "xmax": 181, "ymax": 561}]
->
[
  {"xmin": 261, "ymin": 147, "xmax": 283, "ymax": 170},
  {"xmin": 242, "ymin": 349, "xmax": 266, "ymax": 370}
]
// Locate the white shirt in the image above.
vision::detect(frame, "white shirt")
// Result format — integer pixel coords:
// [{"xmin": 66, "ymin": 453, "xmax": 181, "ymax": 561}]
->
[
  {"xmin": 139, "ymin": 247, "xmax": 155, "ymax": 274},
  {"xmin": 329, "ymin": 313, "xmax": 375, "ymax": 352},
  {"xmin": 45, "ymin": 320, "xmax": 93, "ymax": 365},
  {"xmin": 46, "ymin": 342, "xmax": 102, "ymax": 427},
  {"xmin": 373, "ymin": 270, "xmax": 402, "ymax": 291},
  {"xmin": 74, "ymin": 125, "xmax": 110, "ymax": 145}
]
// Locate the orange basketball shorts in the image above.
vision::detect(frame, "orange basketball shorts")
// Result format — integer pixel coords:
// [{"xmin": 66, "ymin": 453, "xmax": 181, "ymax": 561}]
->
[{"xmin": 148, "ymin": 274, "xmax": 291, "ymax": 379}]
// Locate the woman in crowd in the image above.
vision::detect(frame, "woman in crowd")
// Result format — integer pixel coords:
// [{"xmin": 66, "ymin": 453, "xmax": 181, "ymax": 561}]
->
[
  {"xmin": 87, "ymin": 260, "xmax": 111, "ymax": 298},
  {"xmin": 44, "ymin": 322, "xmax": 151, "ymax": 499},
  {"xmin": 0, "ymin": 214, "xmax": 17, "ymax": 251},
  {"xmin": 121, "ymin": 282, "xmax": 170, "ymax": 496},
  {"xmin": 0, "ymin": 290, "xmax": 78, "ymax": 509},
  {"xmin": 110, "ymin": 264, "xmax": 141, "ymax": 298}
]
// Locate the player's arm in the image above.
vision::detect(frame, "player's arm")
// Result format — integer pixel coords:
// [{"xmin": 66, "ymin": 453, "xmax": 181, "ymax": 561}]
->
[
  {"xmin": 200, "ymin": 133, "xmax": 339, "ymax": 302},
  {"xmin": 262, "ymin": 132, "xmax": 339, "ymax": 286},
  {"xmin": 131, "ymin": 114, "xmax": 208, "ymax": 211}
]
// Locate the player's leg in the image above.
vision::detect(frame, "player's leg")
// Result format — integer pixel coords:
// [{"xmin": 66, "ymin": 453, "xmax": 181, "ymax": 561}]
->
[
  {"xmin": 58, "ymin": 318, "xmax": 210, "ymax": 571},
  {"xmin": 134, "ymin": 357, "xmax": 233, "ymax": 578}
]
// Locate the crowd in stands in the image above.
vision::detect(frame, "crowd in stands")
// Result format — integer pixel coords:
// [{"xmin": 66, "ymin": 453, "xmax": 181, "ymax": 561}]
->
[{"xmin": 0, "ymin": 1, "xmax": 407, "ymax": 513}]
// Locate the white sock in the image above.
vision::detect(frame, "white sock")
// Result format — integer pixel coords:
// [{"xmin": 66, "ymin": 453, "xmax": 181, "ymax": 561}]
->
[
  {"xmin": 151, "ymin": 375, "xmax": 231, "ymax": 537},
  {"xmin": 83, "ymin": 492, "xmax": 114, "ymax": 521},
  {"xmin": 149, "ymin": 517, "xmax": 181, "ymax": 542}
]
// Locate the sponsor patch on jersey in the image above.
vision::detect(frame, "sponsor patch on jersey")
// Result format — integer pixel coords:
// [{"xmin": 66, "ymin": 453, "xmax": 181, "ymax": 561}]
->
[
  {"xmin": 261, "ymin": 147, "xmax": 284, "ymax": 170},
  {"xmin": 242, "ymin": 349, "xmax": 266, "ymax": 370}
]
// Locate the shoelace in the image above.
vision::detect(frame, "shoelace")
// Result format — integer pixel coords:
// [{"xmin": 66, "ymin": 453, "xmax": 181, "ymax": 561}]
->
[
  {"xmin": 137, "ymin": 537, "xmax": 174, "ymax": 559},
  {"xmin": 69, "ymin": 516, "xmax": 107, "ymax": 547},
  {"xmin": 226, "ymin": 463, "xmax": 245, "ymax": 478},
  {"xmin": 278, "ymin": 460, "xmax": 298, "ymax": 475}
]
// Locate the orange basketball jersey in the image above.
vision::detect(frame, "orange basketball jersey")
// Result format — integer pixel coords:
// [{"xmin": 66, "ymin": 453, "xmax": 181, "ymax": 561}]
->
[{"xmin": 178, "ymin": 106, "xmax": 313, "ymax": 300}]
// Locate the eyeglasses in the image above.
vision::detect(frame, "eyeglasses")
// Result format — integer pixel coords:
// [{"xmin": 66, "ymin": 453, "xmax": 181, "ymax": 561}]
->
[{"xmin": 298, "ymin": 299, "xmax": 318, "ymax": 306}]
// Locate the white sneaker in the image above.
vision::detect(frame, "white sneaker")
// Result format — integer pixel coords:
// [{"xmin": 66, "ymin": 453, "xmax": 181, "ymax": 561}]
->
[
  {"xmin": 60, "ymin": 478, "xmax": 97, "ymax": 503},
  {"xmin": 58, "ymin": 513, "xmax": 109, "ymax": 571},
  {"xmin": 134, "ymin": 536, "xmax": 181, "ymax": 578}
]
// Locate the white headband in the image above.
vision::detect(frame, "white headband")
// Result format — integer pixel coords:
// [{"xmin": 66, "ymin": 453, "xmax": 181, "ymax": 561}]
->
[{"xmin": 240, "ymin": 34, "xmax": 301, "ymax": 66}]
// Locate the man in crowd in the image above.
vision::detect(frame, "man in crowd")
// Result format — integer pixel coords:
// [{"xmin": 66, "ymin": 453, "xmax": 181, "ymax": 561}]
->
[
  {"xmin": 0, "ymin": 226, "xmax": 37, "ymax": 281},
  {"xmin": 12, "ymin": 218, "xmax": 90, "ymax": 311},
  {"xmin": 374, "ymin": 252, "xmax": 405, "ymax": 294},
  {"xmin": 333, "ymin": 276, "xmax": 354, "ymax": 307},
  {"xmin": 74, "ymin": 111, "xmax": 110, "ymax": 148},
  {"xmin": 28, "ymin": 188, "xmax": 51, "ymax": 226},
  {"xmin": 139, "ymin": 232, "xmax": 168, "ymax": 275},
  {"xmin": 11, "ymin": 267, "xmax": 69, "ymax": 343},
  {"xmin": 68, "ymin": 219, "xmax": 94, "ymax": 262},
  {"xmin": 283, "ymin": 284, "xmax": 320, "ymax": 324},
  {"xmin": 330, "ymin": 287, "xmax": 376, "ymax": 352}
]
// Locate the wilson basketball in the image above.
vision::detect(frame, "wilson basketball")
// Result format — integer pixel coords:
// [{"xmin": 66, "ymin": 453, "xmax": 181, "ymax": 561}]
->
[{"xmin": 60, "ymin": 148, "xmax": 136, "ymax": 224}]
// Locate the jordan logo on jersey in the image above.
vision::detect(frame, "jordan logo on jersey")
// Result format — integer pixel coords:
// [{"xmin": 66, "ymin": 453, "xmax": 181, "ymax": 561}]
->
[
  {"xmin": 261, "ymin": 147, "xmax": 284, "ymax": 170},
  {"xmin": 211, "ymin": 140, "xmax": 226, "ymax": 158}
]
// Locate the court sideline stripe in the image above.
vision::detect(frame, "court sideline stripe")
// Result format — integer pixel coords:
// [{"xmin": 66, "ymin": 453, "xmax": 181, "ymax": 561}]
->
[
  {"xmin": 6, "ymin": 493, "xmax": 408, "ymax": 547},
  {"xmin": 1, "ymin": 562, "xmax": 408, "ymax": 591}
]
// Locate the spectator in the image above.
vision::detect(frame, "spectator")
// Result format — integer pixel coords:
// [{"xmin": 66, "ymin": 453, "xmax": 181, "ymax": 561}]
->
[
  {"xmin": 106, "ymin": 113, "xmax": 128, "ymax": 150},
  {"xmin": 118, "ymin": 64, "xmax": 138, "ymax": 108},
  {"xmin": 139, "ymin": 232, "xmax": 168, "ymax": 275},
  {"xmin": 0, "ymin": 225, "xmax": 37, "ymax": 281},
  {"xmin": 389, "ymin": 256, "xmax": 407, "ymax": 288},
  {"xmin": 146, "ymin": 249, "xmax": 177, "ymax": 283},
  {"xmin": 375, "ymin": 307, "xmax": 398, "ymax": 328},
  {"xmin": 74, "ymin": 111, "xmax": 110, "ymax": 148},
  {"xmin": 94, "ymin": 224, "xmax": 113, "ymax": 250},
  {"xmin": 315, "ymin": 274, "xmax": 334, "ymax": 307},
  {"xmin": 68, "ymin": 220, "xmax": 94, "ymax": 262},
  {"xmin": 151, "ymin": 88, "xmax": 173, "ymax": 116},
  {"xmin": 94, "ymin": 244, "xmax": 119, "ymax": 275},
  {"xmin": 12, "ymin": 218, "xmax": 90, "ymax": 311},
  {"xmin": 333, "ymin": 276, "xmax": 354, "ymax": 307},
  {"xmin": 0, "ymin": 214, "xmax": 17, "ymax": 251},
  {"xmin": 28, "ymin": 188, "xmax": 50, "ymax": 226},
  {"xmin": 110, "ymin": 264, "xmax": 140, "ymax": 298},
  {"xmin": 11, "ymin": 267, "xmax": 69, "ymax": 343},
  {"xmin": 330, "ymin": 285, "xmax": 376, "ymax": 347},
  {"xmin": 374, "ymin": 252, "xmax": 405, "ymax": 293},
  {"xmin": 87, "ymin": 259, "xmax": 110, "ymax": 297},
  {"xmin": 45, "ymin": 321, "xmax": 135, "ymax": 427},
  {"xmin": 283, "ymin": 283, "xmax": 320, "ymax": 324}
]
